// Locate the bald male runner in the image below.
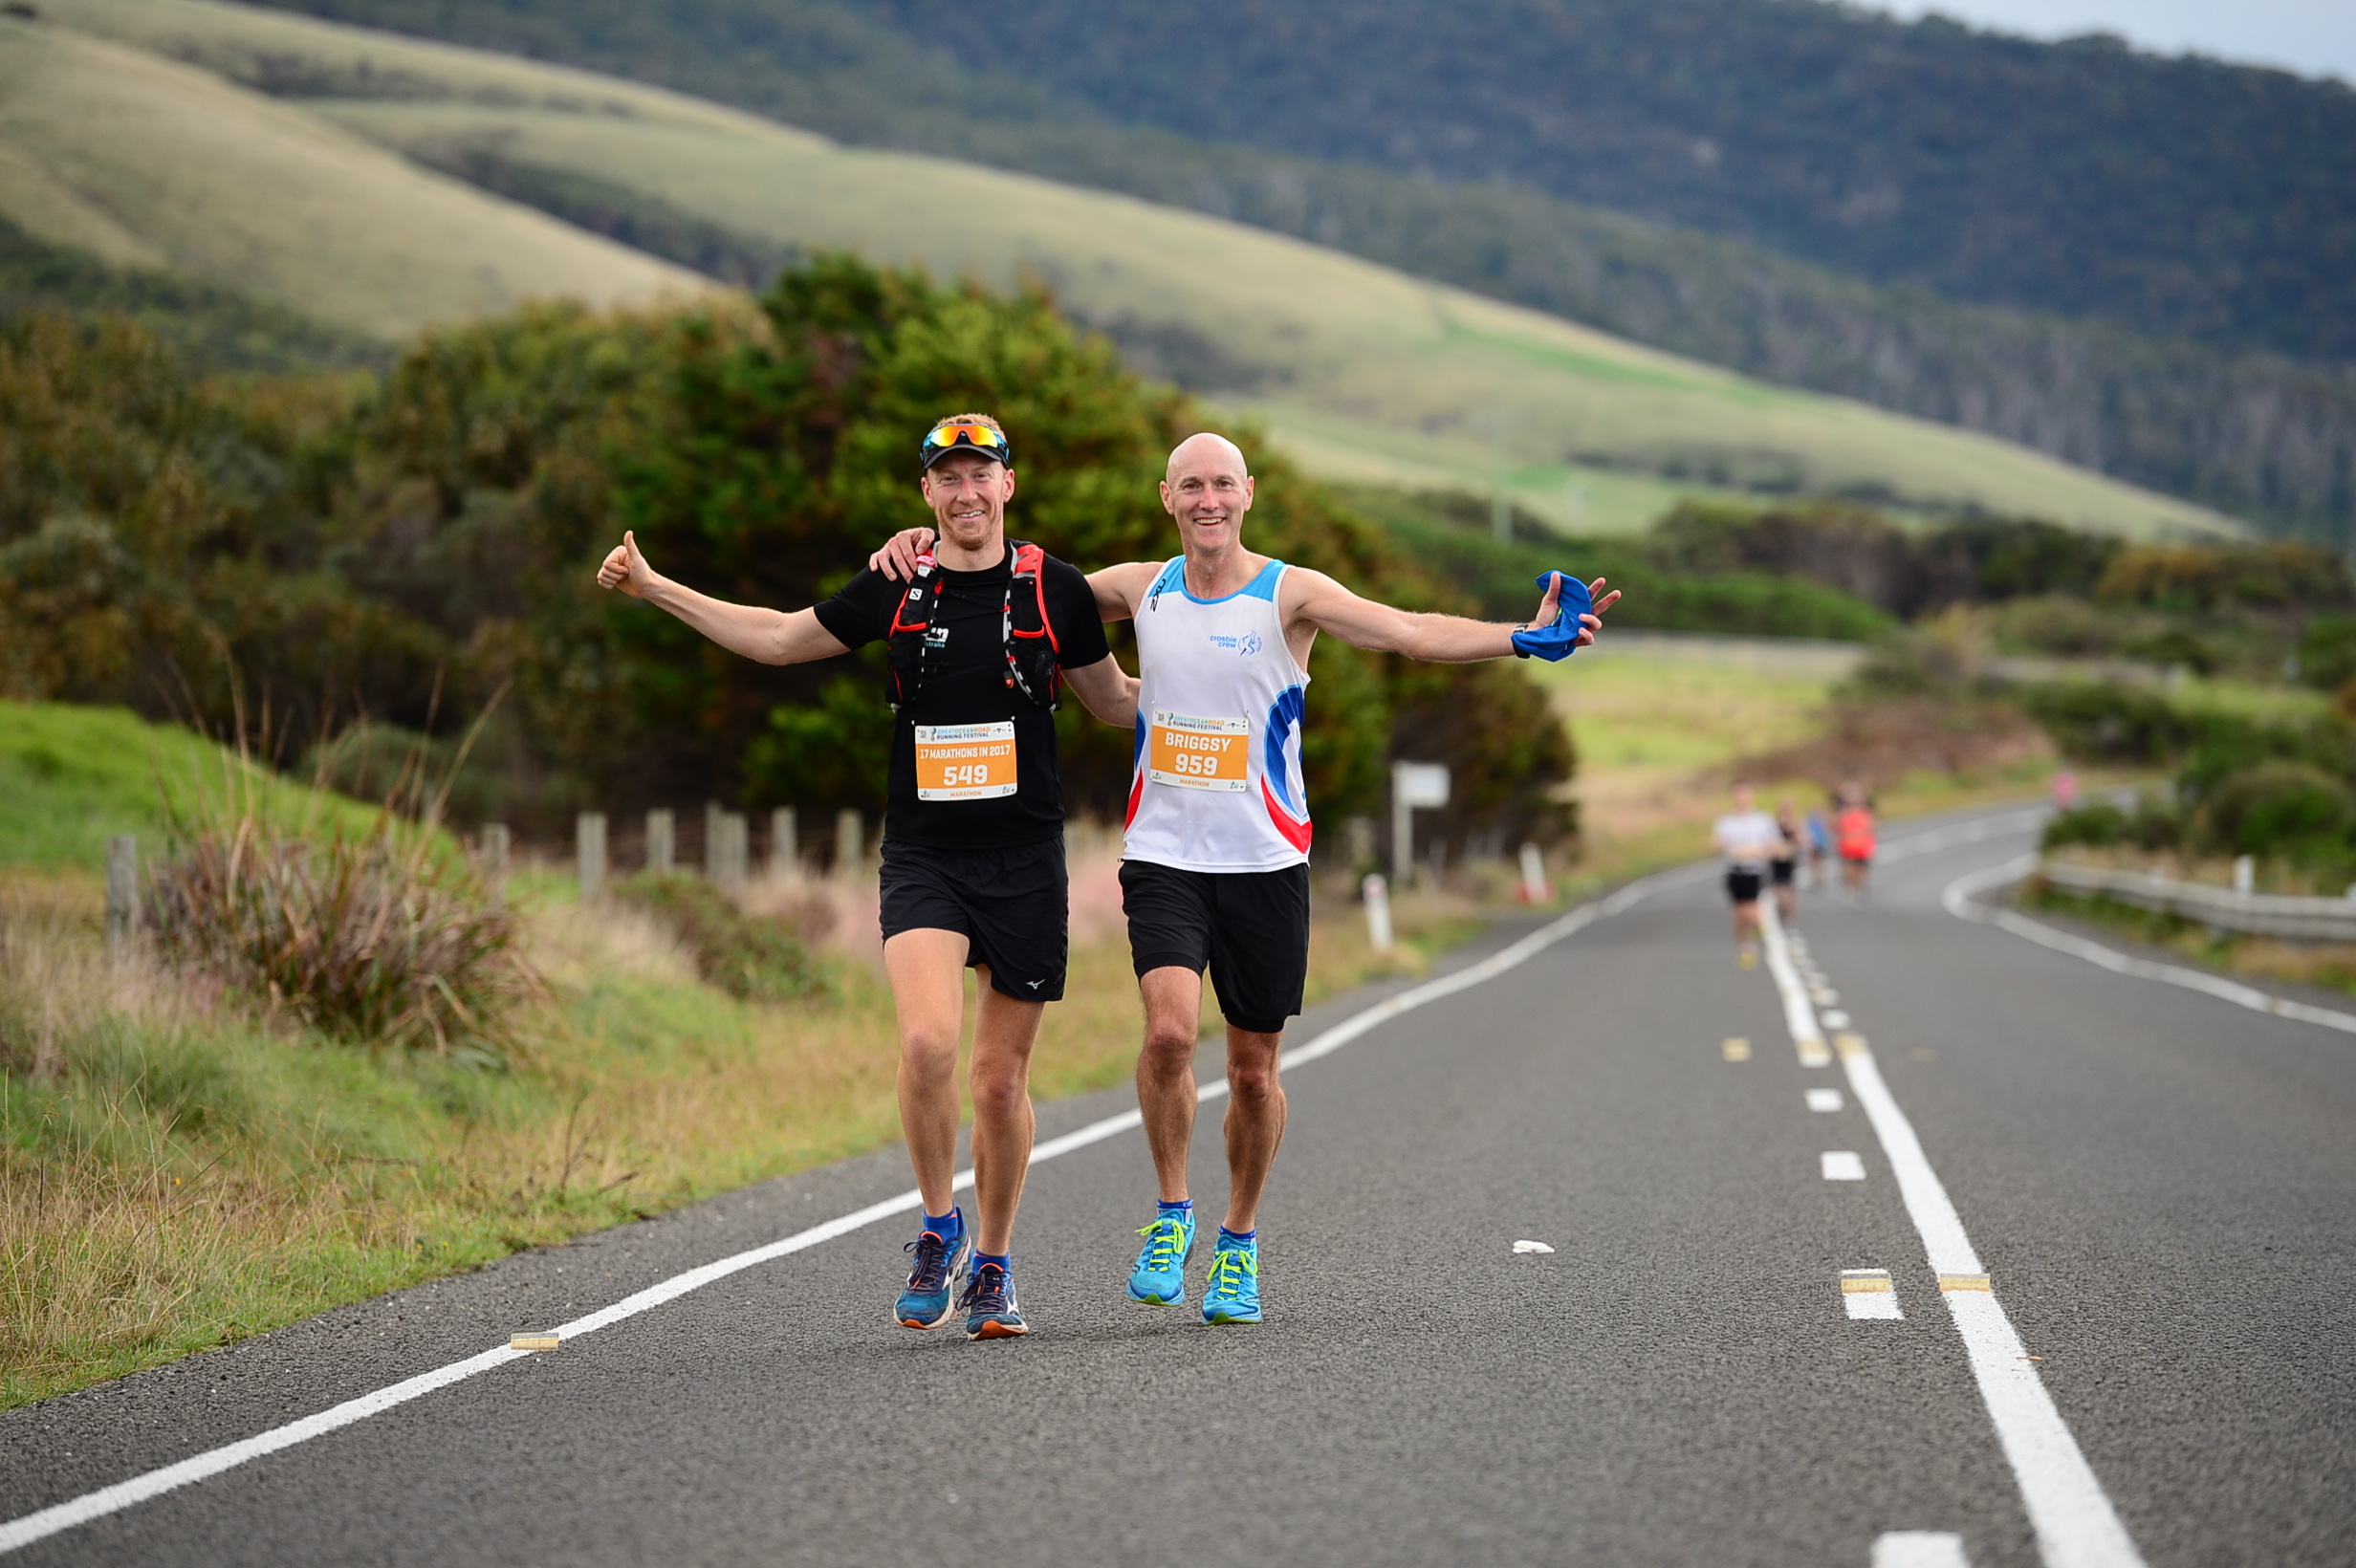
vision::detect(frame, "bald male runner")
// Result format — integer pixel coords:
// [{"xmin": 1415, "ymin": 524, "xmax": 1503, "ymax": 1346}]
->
[{"xmin": 874, "ymin": 431, "xmax": 1617, "ymax": 1324}]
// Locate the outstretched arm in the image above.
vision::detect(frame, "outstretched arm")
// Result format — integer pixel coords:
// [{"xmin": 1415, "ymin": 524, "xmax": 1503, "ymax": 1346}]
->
[
  {"xmin": 1285, "ymin": 569, "xmax": 1618, "ymax": 661},
  {"xmin": 1062, "ymin": 653, "xmax": 1140, "ymax": 728},
  {"xmin": 597, "ymin": 531, "xmax": 850, "ymax": 665}
]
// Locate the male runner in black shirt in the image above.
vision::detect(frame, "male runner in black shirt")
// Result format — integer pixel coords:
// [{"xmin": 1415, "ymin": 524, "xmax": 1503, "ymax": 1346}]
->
[{"xmin": 596, "ymin": 413, "xmax": 1134, "ymax": 1339}]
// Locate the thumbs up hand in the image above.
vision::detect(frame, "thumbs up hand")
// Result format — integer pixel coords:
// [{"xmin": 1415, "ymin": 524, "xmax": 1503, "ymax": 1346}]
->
[{"xmin": 596, "ymin": 531, "xmax": 655, "ymax": 598}]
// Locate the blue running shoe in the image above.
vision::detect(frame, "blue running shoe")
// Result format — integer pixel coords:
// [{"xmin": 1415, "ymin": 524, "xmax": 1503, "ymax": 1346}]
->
[
  {"xmin": 1127, "ymin": 1209, "xmax": 1195, "ymax": 1304},
  {"xmin": 894, "ymin": 1214, "xmax": 971, "ymax": 1330},
  {"xmin": 960, "ymin": 1259, "xmax": 1029, "ymax": 1339},
  {"xmin": 1199, "ymin": 1233, "xmax": 1261, "ymax": 1324}
]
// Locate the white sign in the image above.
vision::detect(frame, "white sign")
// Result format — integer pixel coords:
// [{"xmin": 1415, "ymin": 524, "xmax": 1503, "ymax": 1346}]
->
[{"xmin": 1393, "ymin": 762, "xmax": 1451, "ymax": 809}]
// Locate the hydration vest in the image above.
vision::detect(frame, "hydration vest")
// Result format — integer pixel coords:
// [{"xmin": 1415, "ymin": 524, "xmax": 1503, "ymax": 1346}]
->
[{"xmin": 884, "ymin": 541, "xmax": 1060, "ymax": 713}]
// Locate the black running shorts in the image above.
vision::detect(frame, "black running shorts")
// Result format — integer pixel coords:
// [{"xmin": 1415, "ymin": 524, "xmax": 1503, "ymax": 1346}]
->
[
  {"xmin": 1769, "ymin": 858, "xmax": 1797, "ymax": 886},
  {"xmin": 879, "ymin": 837, "xmax": 1067, "ymax": 1002},
  {"xmin": 1725, "ymin": 868, "xmax": 1764, "ymax": 904},
  {"xmin": 1120, "ymin": 860, "xmax": 1310, "ymax": 1034}
]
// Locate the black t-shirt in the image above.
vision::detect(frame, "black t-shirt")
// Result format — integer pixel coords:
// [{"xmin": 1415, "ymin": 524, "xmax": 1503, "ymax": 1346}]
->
[{"xmin": 813, "ymin": 550, "xmax": 1111, "ymax": 848}]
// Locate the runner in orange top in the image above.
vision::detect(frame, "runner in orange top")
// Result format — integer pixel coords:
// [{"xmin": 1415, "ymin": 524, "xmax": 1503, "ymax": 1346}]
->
[{"xmin": 1835, "ymin": 783, "xmax": 1877, "ymax": 905}]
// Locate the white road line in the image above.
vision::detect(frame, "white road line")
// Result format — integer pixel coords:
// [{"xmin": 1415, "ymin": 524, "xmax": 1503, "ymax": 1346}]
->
[
  {"xmin": 1874, "ymin": 1531, "xmax": 1972, "ymax": 1567},
  {"xmin": 1807, "ymin": 1088, "xmax": 1844, "ymax": 1112},
  {"xmin": 1843, "ymin": 1269, "xmax": 1904, "ymax": 1321},
  {"xmin": 1944, "ymin": 857, "xmax": 2356, "ymax": 1037},
  {"xmin": 1758, "ymin": 903, "xmax": 2146, "ymax": 1568},
  {"xmin": 0, "ymin": 861, "xmax": 1713, "ymax": 1556},
  {"xmin": 1822, "ymin": 1150, "xmax": 1867, "ymax": 1181}
]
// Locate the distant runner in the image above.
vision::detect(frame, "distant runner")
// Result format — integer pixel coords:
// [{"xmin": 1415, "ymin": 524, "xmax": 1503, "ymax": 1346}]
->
[
  {"xmin": 872, "ymin": 432, "xmax": 1615, "ymax": 1325},
  {"xmin": 1804, "ymin": 805, "xmax": 1832, "ymax": 891},
  {"xmin": 1712, "ymin": 779, "xmax": 1781, "ymax": 969},
  {"xmin": 1770, "ymin": 796, "xmax": 1801, "ymax": 926},
  {"xmin": 1835, "ymin": 782, "xmax": 1878, "ymax": 906},
  {"xmin": 599, "ymin": 414, "xmax": 1137, "ymax": 1340}
]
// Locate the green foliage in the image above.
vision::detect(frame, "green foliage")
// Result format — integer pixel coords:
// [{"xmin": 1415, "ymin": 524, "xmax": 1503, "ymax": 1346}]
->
[
  {"xmin": 2041, "ymin": 799, "xmax": 2180, "ymax": 853},
  {"xmin": 2198, "ymin": 762, "xmax": 2354, "ymax": 859},
  {"xmin": 2094, "ymin": 544, "xmax": 2356, "ymax": 614},
  {"xmin": 1, "ymin": 260, "xmax": 1573, "ymax": 841},
  {"xmin": 2018, "ymin": 684, "xmax": 2196, "ymax": 765},
  {"xmin": 2300, "ymin": 617, "xmax": 2356, "ymax": 692},
  {"xmin": 610, "ymin": 874, "xmax": 822, "ymax": 1002}
]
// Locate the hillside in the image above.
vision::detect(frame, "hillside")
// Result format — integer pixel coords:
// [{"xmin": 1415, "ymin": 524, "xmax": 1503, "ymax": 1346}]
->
[
  {"xmin": 23, "ymin": 0, "xmax": 2236, "ymax": 540},
  {"xmin": 839, "ymin": 0, "xmax": 2356, "ymax": 367},
  {"xmin": 0, "ymin": 13, "xmax": 703, "ymax": 342},
  {"xmin": 225, "ymin": 0, "xmax": 2356, "ymax": 535}
]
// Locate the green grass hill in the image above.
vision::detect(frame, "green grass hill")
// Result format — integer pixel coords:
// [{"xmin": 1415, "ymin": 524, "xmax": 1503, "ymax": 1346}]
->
[{"xmin": 16, "ymin": 0, "xmax": 2238, "ymax": 540}]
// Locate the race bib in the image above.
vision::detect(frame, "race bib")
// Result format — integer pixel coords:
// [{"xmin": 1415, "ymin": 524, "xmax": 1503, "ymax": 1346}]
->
[
  {"xmin": 914, "ymin": 722, "xmax": 1017, "ymax": 800},
  {"xmin": 1147, "ymin": 709, "xmax": 1250, "ymax": 792}
]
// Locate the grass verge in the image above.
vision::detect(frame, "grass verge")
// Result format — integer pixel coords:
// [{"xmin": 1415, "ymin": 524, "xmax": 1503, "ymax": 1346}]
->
[{"xmin": 2022, "ymin": 880, "xmax": 2356, "ymax": 1000}]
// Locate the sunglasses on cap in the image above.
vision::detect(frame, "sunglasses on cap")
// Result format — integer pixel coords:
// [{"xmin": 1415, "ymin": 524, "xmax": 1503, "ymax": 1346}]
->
[{"xmin": 920, "ymin": 421, "xmax": 1012, "ymax": 468}]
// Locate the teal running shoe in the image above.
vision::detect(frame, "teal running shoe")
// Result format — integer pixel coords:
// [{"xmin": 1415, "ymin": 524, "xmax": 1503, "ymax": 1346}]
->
[
  {"xmin": 961, "ymin": 1259, "xmax": 1029, "ymax": 1339},
  {"xmin": 893, "ymin": 1214, "xmax": 971, "ymax": 1330},
  {"xmin": 1199, "ymin": 1233, "xmax": 1261, "ymax": 1324},
  {"xmin": 1126, "ymin": 1209, "xmax": 1196, "ymax": 1304}
]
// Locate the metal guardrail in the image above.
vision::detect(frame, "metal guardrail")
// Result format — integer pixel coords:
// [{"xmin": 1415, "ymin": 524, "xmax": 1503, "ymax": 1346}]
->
[{"xmin": 2041, "ymin": 859, "xmax": 2356, "ymax": 942}]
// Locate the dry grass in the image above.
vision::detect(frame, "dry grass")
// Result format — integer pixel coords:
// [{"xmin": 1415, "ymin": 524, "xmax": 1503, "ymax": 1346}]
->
[{"xmin": 0, "ymin": 840, "xmax": 1474, "ymax": 1410}]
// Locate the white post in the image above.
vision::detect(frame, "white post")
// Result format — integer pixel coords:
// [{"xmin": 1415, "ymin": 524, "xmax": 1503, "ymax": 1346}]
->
[
  {"xmin": 718, "ymin": 812, "xmax": 748, "ymax": 891},
  {"xmin": 482, "ymin": 823, "xmax": 510, "ymax": 911},
  {"xmin": 104, "ymin": 835, "xmax": 137, "ymax": 961},
  {"xmin": 1363, "ymin": 872, "xmax": 1393, "ymax": 952},
  {"xmin": 835, "ymin": 809, "xmax": 864, "ymax": 878},
  {"xmin": 1518, "ymin": 841, "xmax": 1550, "ymax": 904},
  {"xmin": 2233, "ymin": 855, "xmax": 2255, "ymax": 897},
  {"xmin": 577, "ymin": 813, "xmax": 606, "ymax": 900},
  {"xmin": 646, "ymin": 809, "xmax": 674, "ymax": 876},
  {"xmin": 705, "ymin": 801, "xmax": 724, "ymax": 880},
  {"xmin": 770, "ymin": 807, "xmax": 797, "ymax": 879},
  {"xmin": 1390, "ymin": 761, "xmax": 1451, "ymax": 884}
]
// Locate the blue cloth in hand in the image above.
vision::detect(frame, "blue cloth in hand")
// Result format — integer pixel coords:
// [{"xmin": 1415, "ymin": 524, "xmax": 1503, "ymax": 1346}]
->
[{"xmin": 1510, "ymin": 573, "xmax": 1593, "ymax": 662}]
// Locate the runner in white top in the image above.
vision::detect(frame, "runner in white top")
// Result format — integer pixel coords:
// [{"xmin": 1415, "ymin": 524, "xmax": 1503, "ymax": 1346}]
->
[
  {"xmin": 876, "ymin": 431, "xmax": 1618, "ymax": 1325},
  {"xmin": 1712, "ymin": 779, "xmax": 1782, "ymax": 969}
]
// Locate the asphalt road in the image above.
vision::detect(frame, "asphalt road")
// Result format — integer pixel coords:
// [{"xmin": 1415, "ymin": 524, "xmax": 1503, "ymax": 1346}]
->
[{"xmin": 3, "ymin": 807, "xmax": 2351, "ymax": 1566}]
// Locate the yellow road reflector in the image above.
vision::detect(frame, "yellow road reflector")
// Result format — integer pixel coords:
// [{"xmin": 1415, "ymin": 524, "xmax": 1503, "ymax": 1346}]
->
[
  {"xmin": 1796, "ymin": 1036, "xmax": 1832, "ymax": 1067},
  {"xmin": 1938, "ymin": 1274, "xmax": 1992, "ymax": 1293},
  {"xmin": 510, "ymin": 1335, "xmax": 561, "ymax": 1351},
  {"xmin": 1834, "ymin": 1033, "xmax": 1866, "ymax": 1059},
  {"xmin": 1722, "ymin": 1037, "xmax": 1752, "ymax": 1061},
  {"xmin": 1840, "ymin": 1270, "xmax": 1893, "ymax": 1294}
]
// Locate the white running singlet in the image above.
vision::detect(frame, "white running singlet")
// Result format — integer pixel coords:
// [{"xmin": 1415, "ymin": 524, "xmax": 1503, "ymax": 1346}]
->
[{"xmin": 1123, "ymin": 556, "xmax": 1313, "ymax": 872}]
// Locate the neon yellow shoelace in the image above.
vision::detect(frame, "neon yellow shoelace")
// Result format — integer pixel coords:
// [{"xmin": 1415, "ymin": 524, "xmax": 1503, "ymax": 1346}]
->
[
  {"xmin": 1133, "ymin": 1216, "xmax": 1187, "ymax": 1271},
  {"xmin": 1203, "ymin": 1245, "xmax": 1257, "ymax": 1298}
]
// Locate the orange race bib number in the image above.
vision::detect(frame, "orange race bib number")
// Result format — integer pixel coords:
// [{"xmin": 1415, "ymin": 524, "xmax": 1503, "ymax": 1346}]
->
[
  {"xmin": 1146, "ymin": 710, "xmax": 1250, "ymax": 793},
  {"xmin": 914, "ymin": 722, "xmax": 1017, "ymax": 801}
]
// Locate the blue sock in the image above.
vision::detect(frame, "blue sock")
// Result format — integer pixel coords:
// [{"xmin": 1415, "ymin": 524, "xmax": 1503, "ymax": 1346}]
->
[
  {"xmin": 924, "ymin": 1208, "xmax": 960, "ymax": 1240},
  {"xmin": 1218, "ymin": 1227, "xmax": 1255, "ymax": 1248},
  {"xmin": 1159, "ymin": 1198, "xmax": 1193, "ymax": 1219},
  {"xmin": 972, "ymin": 1251, "xmax": 1011, "ymax": 1274}
]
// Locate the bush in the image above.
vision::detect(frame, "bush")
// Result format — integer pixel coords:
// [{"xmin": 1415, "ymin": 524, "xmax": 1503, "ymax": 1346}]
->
[
  {"xmin": 146, "ymin": 820, "xmax": 521, "ymax": 1055},
  {"xmin": 2197, "ymin": 762, "xmax": 2355, "ymax": 857},
  {"xmin": 610, "ymin": 874, "xmax": 822, "ymax": 1003},
  {"xmin": 2042, "ymin": 803, "xmax": 2127, "ymax": 848},
  {"xmin": 2018, "ymin": 682, "xmax": 2192, "ymax": 762}
]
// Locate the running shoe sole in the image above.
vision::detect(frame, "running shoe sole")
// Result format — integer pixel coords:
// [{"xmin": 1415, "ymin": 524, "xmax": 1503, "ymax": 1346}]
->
[{"xmin": 966, "ymin": 1316, "xmax": 1030, "ymax": 1340}]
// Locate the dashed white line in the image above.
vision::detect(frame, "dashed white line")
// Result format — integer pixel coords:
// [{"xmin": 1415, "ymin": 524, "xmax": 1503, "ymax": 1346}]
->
[
  {"xmin": 1822, "ymin": 1150, "xmax": 1867, "ymax": 1181},
  {"xmin": 1807, "ymin": 1088, "xmax": 1845, "ymax": 1113},
  {"xmin": 1759, "ymin": 903, "xmax": 2146, "ymax": 1568},
  {"xmin": 1843, "ymin": 1269, "xmax": 1904, "ymax": 1320},
  {"xmin": 1874, "ymin": 1531, "xmax": 1972, "ymax": 1567}
]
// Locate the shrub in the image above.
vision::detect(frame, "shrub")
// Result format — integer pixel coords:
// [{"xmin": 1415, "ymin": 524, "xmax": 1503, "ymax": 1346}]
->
[
  {"xmin": 2042, "ymin": 803, "xmax": 2127, "ymax": 849},
  {"xmin": 2198, "ymin": 762, "xmax": 2354, "ymax": 857},
  {"xmin": 610, "ymin": 874, "xmax": 821, "ymax": 1003},
  {"xmin": 2018, "ymin": 682, "xmax": 2192, "ymax": 762},
  {"xmin": 146, "ymin": 822, "xmax": 521, "ymax": 1054}
]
